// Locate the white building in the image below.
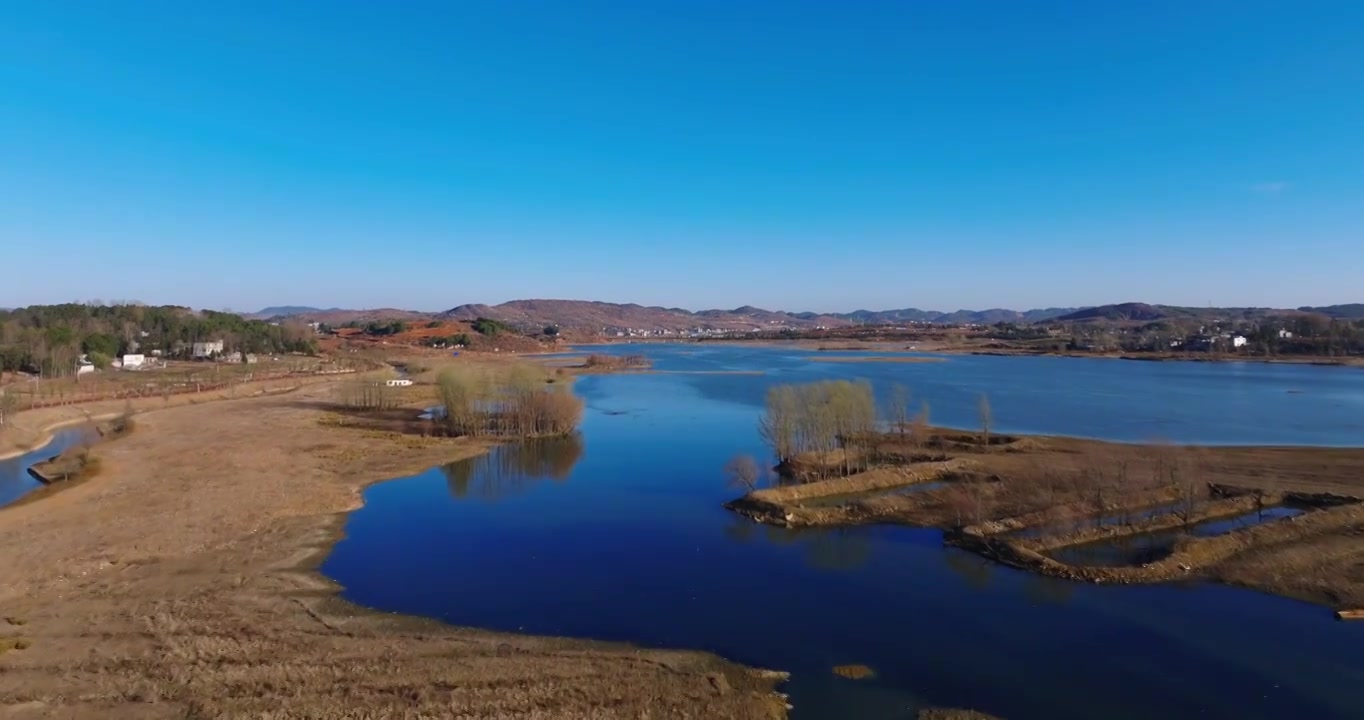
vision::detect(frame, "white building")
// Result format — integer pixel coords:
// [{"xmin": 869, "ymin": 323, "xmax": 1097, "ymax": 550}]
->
[
  {"xmin": 1232, "ymin": 335, "xmax": 1249, "ymax": 348},
  {"xmin": 384, "ymin": 378, "xmax": 413, "ymax": 387},
  {"xmin": 1278, "ymin": 329, "xmax": 1294, "ymax": 339},
  {"xmin": 121, "ymin": 354, "xmax": 146, "ymax": 370},
  {"xmin": 192, "ymin": 340, "xmax": 225, "ymax": 359}
]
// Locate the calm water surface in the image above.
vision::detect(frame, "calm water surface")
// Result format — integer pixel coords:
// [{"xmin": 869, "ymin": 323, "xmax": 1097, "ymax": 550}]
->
[
  {"xmin": 0, "ymin": 427, "xmax": 93, "ymax": 508},
  {"xmin": 324, "ymin": 345, "xmax": 1364, "ymax": 719}
]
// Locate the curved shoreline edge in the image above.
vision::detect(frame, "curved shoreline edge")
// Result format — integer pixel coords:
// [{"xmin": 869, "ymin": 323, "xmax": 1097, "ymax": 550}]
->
[
  {"xmin": 0, "ymin": 414, "xmax": 121, "ymax": 463},
  {"xmin": 0, "ymin": 381, "xmax": 793, "ymax": 718}
]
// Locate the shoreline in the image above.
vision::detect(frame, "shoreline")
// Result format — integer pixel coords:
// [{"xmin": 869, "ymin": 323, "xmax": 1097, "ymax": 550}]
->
[
  {"xmin": 0, "ymin": 380, "xmax": 791, "ymax": 718},
  {"xmin": 0, "ymin": 414, "xmax": 120, "ymax": 463},
  {"xmin": 568, "ymin": 338, "xmax": 1364, "ymax": 368}
]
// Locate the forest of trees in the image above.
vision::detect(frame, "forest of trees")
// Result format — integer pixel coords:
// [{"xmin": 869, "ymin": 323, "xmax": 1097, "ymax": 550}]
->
[{"xmin": 0, "ymin": 304, "xmax": 317, "ymax": 377}]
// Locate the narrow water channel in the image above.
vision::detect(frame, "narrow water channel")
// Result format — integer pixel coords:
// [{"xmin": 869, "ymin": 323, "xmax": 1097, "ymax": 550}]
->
[
  {"xmin": 0, "ymin": 427, "xmax": 94, "ymax": 508},
  {"xmin": 1049, "ymin": 506, "xmax": 1307, "ymax": 568}
]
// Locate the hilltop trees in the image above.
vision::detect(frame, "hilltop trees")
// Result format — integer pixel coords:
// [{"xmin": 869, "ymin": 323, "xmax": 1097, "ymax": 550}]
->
[{"xmin": 471, "ymin": 317, "xmax": 512, "ymax": 336}]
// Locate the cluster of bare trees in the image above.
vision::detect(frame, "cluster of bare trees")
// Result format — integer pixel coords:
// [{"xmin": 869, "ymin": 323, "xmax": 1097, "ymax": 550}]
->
[
  {"xmin": 1002, "ymin": 449, "xmax": 1210, "ymax": 536},
  {"xmin": 338, "ymin": 380, "xmax": 400, "ymax": 410},
  {"xmin": 582, "ymin": 354, "xmax": 649, "ymax": 369},
  {"xmin": 437, "ymin": 364, "xmax": 583, "ymax": 437},
  {"xmin": 758, "ymin": 380, "xmax": 878, "ymax": 477}
]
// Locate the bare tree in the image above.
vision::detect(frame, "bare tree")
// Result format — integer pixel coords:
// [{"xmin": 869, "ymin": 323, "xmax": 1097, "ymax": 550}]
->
[
  {"xmin": 1253, "ymin": 474, "xmax": 1279, "ymax": 517},
  {"xmin": 758, "ymin": 385, "xmax": 799, "ymax": 464},
  {"xmin": 725, "ymin": 454, "xmax": 762, "ymax": 492},
  {"xmin": 1112, "ymin": 459, "xmax": 1134, "ymax": 528},
  {"xmin": 887, "ymin": 383, "xmax": 911, "ymax": 439},
  {"xmin": 911, "ymin": 400, "xmax": 931, "ymax": 448},
  {"xmin": 1166, "ymin": 451, "xmax": 1203, "ymax": 528},
  {"xmin": 0, "ymin": 391, "xmax": 17, "ymax": 430},
  {"xmin": 978, "ymin": 393, "xmax": 992, "ymax": 448}
]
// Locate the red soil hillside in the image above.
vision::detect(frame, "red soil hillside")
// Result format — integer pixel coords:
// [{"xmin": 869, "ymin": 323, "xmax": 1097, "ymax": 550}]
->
[{"xmin": 327, "ymin": 321, "xmax": 548, "ymax": 353}]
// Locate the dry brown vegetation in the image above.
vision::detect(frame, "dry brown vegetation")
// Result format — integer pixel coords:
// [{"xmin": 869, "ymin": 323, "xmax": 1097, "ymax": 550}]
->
[
  {"xmin": 581, "ymin": 353, "xmax": 650, "ymax": 370},
  {"xmin": 0, "ymin": 381, "xmax": 787, "ymax": 719},
  {"xmin": 731, "ymin": 413, "xmax": 1364, "ymax": 610}
]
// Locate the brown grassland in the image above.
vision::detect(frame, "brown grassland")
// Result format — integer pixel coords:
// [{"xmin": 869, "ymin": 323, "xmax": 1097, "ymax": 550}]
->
[{"xmin": 0, "ymin": 366, "xmax": 788, "ymax": 719}]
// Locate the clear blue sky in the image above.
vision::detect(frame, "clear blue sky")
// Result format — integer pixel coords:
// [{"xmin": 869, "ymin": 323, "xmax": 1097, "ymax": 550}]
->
[{"xmin": 3, "ymin": 1, "xmax": 1361, "ymax": 313}]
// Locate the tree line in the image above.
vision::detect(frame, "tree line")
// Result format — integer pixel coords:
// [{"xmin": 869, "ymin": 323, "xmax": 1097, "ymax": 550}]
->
[{"xmin": 0, "ymin": 304, "xmax": 317, "ymax": 377}]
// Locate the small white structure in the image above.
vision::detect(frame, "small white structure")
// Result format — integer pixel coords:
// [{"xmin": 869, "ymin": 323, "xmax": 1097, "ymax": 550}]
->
[
  {"xmin": 75, "ymin": 356, "xmax": 95, "ymax": 375},
  {"xmin": 1278, "ymin": 329, "xmax": 1294, "ymax": 339},
  {"xmin": 1232, "ymin": 335, "xmax": 1249, "ymax": 348},
  {"xmin": 192, "ymin": 340, "xmax": 225, "ymax": 359},
  {"xmin": 384, "ymin": 378, "xmax": 413, "ymax": 387},
  {"xmin": 121, "ymin": 354, "xmax": 146, "ymax": 370}
]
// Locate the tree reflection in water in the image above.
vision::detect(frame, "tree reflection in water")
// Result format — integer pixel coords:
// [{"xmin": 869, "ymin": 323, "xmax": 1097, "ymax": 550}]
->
[
  {"xmin": 757, "ymin": 525, "xmax": 872, "ymax": 572},
  {"xmin": 943, "ymin": 548, "xmax": 995, "ymax": 590},
  {"xmin": 803, "ymin": 528, "xmax": 872, "ymax": 573},
  {"xmin": 441, "ymin": 434, "xmax": 585, "ymax": 502}
]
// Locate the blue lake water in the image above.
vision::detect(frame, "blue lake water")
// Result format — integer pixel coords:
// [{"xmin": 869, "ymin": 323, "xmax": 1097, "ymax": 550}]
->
[
  {"xmin": 0, "ymin": 426, "xmax": 94, "ymax": 508},
  {"xmin": 323, "ymin": 345, "xmax": 1364, "ymax": 719}
]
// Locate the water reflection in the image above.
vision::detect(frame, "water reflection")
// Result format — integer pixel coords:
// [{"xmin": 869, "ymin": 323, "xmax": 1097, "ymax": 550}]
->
[
  {"xmin": 441, "ymin": 435, "xmax": 584, "ymax": 502},
  {"xmin": 803, "ymin": 529, "xmax": 872, "ymax": 573},
  {"xmin": 943, "ymin": 548, "xmax": 996, "ymax": 590},
  {"xmin": 1020, "ymin": 570, "xmax": 1077, "ymax": 606},
  {"xmin": 758, "ymin": 526, "xmax": 874, "ymax": 573}
]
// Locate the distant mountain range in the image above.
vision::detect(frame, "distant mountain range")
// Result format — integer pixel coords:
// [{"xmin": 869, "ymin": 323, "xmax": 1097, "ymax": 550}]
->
[
  {"xmin": 252, "ymin": 300, "xmax": 1364, "ymax": 331},
  {"xmin": 252, "ymin": 306, "xmax": 341, "ymax": 318},
  {"xmin": 1052, "ymin": 302, "xmax": 1364, "ymax": 323},
  {"xmin": 249, "ymin": 306, "xmax": 435, "ymax": 323}
]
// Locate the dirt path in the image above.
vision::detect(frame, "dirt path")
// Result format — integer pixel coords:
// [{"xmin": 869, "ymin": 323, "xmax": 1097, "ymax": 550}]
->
[{"xmin": 0, "ymin": 382, "xmax": 786, "ymax": 719}]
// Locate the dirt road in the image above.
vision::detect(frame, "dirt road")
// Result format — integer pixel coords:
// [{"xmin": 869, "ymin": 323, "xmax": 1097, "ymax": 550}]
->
[{"xmin": 0, "ymin": 382, "xmax": 786, "ymax": 719}]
